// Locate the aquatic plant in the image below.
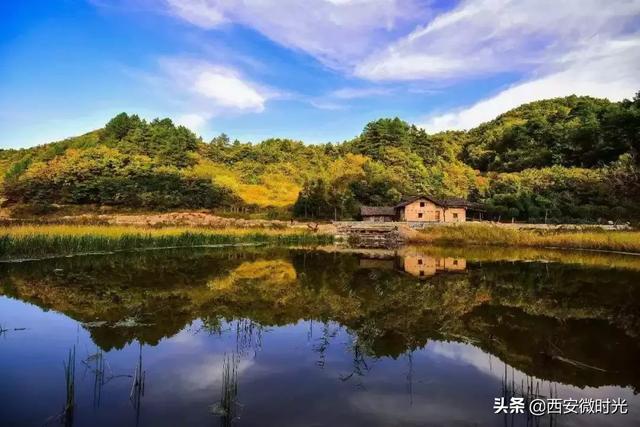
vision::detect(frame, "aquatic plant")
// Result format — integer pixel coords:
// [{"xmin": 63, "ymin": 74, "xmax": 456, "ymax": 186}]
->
[
  {"xmin": 63, "ymin": 346, "xmax": 76, "ymax": 427},
  {"xmin": 82, "ymin": 350, "xmax": 106, "ymax": 408},
  {"xmin": 211, "ymin": 353, "xmax": 241, "ymax": 427},
  {"xmin": 130, "ymin": 344, "xmax": 146, "ymax": 425}
]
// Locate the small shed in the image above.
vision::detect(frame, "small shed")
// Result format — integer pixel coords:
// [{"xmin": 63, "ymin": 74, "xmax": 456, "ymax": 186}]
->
[{"xmin": 360, "ymin": 206, "xmax": 397, "ymax": 222}]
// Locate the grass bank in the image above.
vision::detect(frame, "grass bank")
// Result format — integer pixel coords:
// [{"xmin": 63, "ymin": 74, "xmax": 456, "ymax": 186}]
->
[
  {"xmin": 411, "ymin": 224, "xmax": 640, "ymax": 254},
  {"xmin": 402, "ymin": 245, "xmax": 640, "ymax": 272},
  {"xmin": 0, "ymin": 225, "xmax": 333, "ymax": 260}
]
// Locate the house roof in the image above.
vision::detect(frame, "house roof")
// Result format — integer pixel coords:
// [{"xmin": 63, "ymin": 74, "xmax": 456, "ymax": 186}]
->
[
  {"xmin": 395, "ymin": 195, "xmax": 473, "ymax": 209},
  {"xmin": 360, "ymin": 206, "xmax": 396, "ymax": 216},
  {"xmin": 394, "ymin": 195, "xmax": 444, "ymax": 208},
  {"xmin": 439, "ymin": 197, "xmax": 472, "ymax": 208}
]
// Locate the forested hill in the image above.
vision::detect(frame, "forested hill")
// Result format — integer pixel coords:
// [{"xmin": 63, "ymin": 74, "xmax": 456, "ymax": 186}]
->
[
  {"xmin": 1, "ymin": 93, "xmax": 639, "ymax": 223},
  {"xmin": 464, "ymin": 95, "xmax": 639, "ymax": 172}
]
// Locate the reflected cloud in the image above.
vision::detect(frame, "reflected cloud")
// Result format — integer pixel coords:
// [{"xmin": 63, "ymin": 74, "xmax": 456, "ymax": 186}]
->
[
  {"xmin": 348, "ymin": 390, "xmax": 488, "ymax": 426},
  {"xmin": 177, "ymin": 354, "xmax": 254, "ymax": 392}
]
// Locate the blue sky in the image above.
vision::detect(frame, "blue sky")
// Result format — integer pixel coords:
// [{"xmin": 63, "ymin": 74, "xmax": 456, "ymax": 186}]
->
[{"xmin": 1, "ymin": 0, "xmax": 639, "ymax": 148}]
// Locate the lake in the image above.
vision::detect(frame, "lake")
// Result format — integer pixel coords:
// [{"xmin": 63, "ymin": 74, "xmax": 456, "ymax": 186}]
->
[{"xmin": 1, "ymin": 245, "xmax": 639, "ymax": 426}]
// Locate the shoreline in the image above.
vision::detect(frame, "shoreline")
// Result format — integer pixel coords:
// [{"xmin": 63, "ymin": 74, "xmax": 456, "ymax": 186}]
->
[
  {"xmin": 404, "ymin": 223, "xmax": 640, "ymax": 255},
  {"xmin": 1, "ymin": 221, "xmax": 639, "ymax": 261},
  {"xmin": 0, "ymin": 224, "xmax": 333, "ymax": 260}
]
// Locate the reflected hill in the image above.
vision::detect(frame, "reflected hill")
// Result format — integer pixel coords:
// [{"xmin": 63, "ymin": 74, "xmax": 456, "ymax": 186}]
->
[{"xmin": 1, "ymin": 245, "xmax": 639, "ymax": 391}]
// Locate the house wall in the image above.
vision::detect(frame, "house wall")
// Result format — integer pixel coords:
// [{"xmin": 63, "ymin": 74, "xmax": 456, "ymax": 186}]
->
[
  {"xmin": 402, "ymin": 199, "xmax": 466, "ymax": 222},
  {"xmin": 403, "ymin": 255, "xmax": 437, "ymax": 278},
  {"xmin": 402, "ymin": 255, "xmax": 467, "ymax": 278},
  {"xmin": 443, "ymin": 207, "xmax": 466, "ymax": 223},
  {"xmin": 442, "ymin": 257, "xmax": 467, "ymax": 270},
  {"xmin": 402, "ymin": 200, "xmax": 444, "ymax": 222}
]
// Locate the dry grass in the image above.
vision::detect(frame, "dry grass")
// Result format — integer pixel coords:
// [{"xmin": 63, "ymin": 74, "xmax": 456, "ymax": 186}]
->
[
  {"xmin": 1, "ymin": 224, "xmax": 317, "ymax": 238},
  {"xmin": 0, "ymin": 225, "xmax": 333, "ymax": 259},
  {"xmin": 411, "ymin": 223, "xmax": 640, "ymax": 254}
]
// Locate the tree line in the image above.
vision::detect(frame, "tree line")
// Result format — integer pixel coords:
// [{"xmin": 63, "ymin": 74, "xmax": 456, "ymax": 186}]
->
[{"xmin": 1, "ymin": 92, "xmax": 639, "ymax": 222}]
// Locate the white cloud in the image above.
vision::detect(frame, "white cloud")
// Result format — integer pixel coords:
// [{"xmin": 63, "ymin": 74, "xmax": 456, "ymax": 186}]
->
[
  {"xmin": 421, "ymin": 37, "xmax": 640, "ymax": 132},
  {"xmin": 159, "ymin": 57, "xmax": 268, "ymax": 113},
  {"xmin": 355, "ymin": 0, "xmax": 640, "ymax": 81},
  {"xmin": 175, "ymin": 113, "xmax": 209, "ymax": 131},
  {"xmin": 193, "ymin": 70, "xmax": 266, "ymax": 111},
  {"xmin": 309, "ymin": 99, "xmax": 348, "ymax": 111},
  {"xmin": 166, "ymin": 0, "xmax": 226, "ymax": 28},
  {"xmin": 127, "ymin": 58, "xmax": 272, "ymax": 136},
  {"xmin": 331, "ymin": 87, "xmax": 393, "ymax": 99},
  {"xmin": 307, "ymin": 86, "xmax": 393, "ymax": 110},
  {"xmin": 164, "ymin": 0, "xmax": 428, "ymax": 68},
  {"xmin": 104, "ymin": 0, "xmax": 639, "ymax": 135}
]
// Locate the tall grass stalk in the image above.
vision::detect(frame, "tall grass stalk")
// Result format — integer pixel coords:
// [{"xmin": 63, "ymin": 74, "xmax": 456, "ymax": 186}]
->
[
  {"xmin": 63, "ymin": 346, "xmax": 76, "ymax": 427},
  {"xmin": 130, "ymin": 343, "xmax": 145, "ymax": 425},
  {"xmin": 218, "ymin": 353, "xmax": 240, "ymax": 427}
]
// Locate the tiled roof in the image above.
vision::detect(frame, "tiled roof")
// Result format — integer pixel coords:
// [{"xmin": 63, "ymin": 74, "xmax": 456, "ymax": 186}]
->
[
  {"xmin": 439, "ymin": 197, "xmax": 472, "ymax": 208},
  {"xmin": 395, "ymin": 195, "xmax": 472, "ymax": 208},
  {"xmin": 394, "ymin": 195, "xmax": 444, "ymax": 208},
  {"xmin": 360, "ymin": 206, "xmax": 396, "ymax": 216}
]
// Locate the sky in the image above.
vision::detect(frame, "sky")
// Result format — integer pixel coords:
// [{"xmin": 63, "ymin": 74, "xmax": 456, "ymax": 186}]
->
[{"xmin": 1, "ymin": 0, "xmax": 639, "ymax": 149}]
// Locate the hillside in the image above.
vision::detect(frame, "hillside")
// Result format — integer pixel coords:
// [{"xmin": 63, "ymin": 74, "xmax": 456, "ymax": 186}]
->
[
  {"xmin": 1, "ymin": 93, "xmax": 639, "ymax": 223},
  {"xmin": 463, "ymin": 95, "xmax": 640, "ymax": 172}
]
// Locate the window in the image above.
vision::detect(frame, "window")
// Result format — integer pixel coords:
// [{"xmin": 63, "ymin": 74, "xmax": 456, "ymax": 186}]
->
[
  {"xmin": 418, "ymin": 213, "xmax": 423, "ymax": 219},
  {"xmin": 453, "ymin": 213, "xmax": 459, "ymax": 220},
  {"xmin": 419, "ymin": 202, "xmax": 425, "ymax": 207},
  {"xmin": 419, "ymin": 271, "xmax": 425, "ymax": 276},
  {"xmin": 417, "ymin": 259, "xmax": 423, "ymax": 265},
  {"xmin": 453, "ymin": 259, "xmax": 458, "ymax": 266}
]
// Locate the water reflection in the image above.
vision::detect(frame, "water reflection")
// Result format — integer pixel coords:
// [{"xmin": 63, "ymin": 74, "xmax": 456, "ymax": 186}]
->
[
  {"xmin": 1, "ymin": 246, "xmax": 639, "ymax": 426},
  {"xmin": 357, "ymin": 249, "xmax": 467, "ymax": 279}
]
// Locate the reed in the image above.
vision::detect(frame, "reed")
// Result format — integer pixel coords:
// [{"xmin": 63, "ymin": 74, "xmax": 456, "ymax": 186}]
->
[
  {"xmin": 63, "ymin": 346, "xmax": 76, "ymax": 426},
  {"xmin": 411, "ymin": 224, "xmax": 640, "ymax": 254},
  {"xmin": 211, "ymin": 353, "xmax": 240, "ymax": 427},
  {"xmin": 0, "ymin": 225, "xmax": 333, "ymax": 259},
  {"xmin": 220, "ymin": 353, "xmax": 239, "ymax": 426}
]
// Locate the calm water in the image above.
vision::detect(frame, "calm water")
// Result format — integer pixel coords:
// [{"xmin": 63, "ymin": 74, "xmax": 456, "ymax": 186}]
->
[{"xmin": 1, "ymin": 246, "xmax": 639, "ymax": 427}]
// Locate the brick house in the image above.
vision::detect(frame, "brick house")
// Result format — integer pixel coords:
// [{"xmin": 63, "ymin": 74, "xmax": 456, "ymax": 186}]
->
[{"xmin": 360, "ymin": 195, "xmax": 471, "ymax": 223}]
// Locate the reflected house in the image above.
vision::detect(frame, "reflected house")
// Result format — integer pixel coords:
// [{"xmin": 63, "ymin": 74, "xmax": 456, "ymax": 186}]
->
[
  {"xmin": 358, "ymin": 257, "xmax": 396, "ymax": 270},
  {"xmin": 400, "ymin": 255, "xmax": 467, "ymax": 279},
  {"xmin": 356, "ymin": 250, "xmax": 467, "ymax": 279}
]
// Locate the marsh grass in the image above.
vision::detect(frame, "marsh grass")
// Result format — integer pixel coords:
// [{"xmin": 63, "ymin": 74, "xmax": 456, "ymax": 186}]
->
[
  {"xmin": 0, "ymin": 225, "xmax": 333, "ymax": 259},
  {"xmin": 413, "ymin": 224, "xmax": 640, "ymax": 254}
]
